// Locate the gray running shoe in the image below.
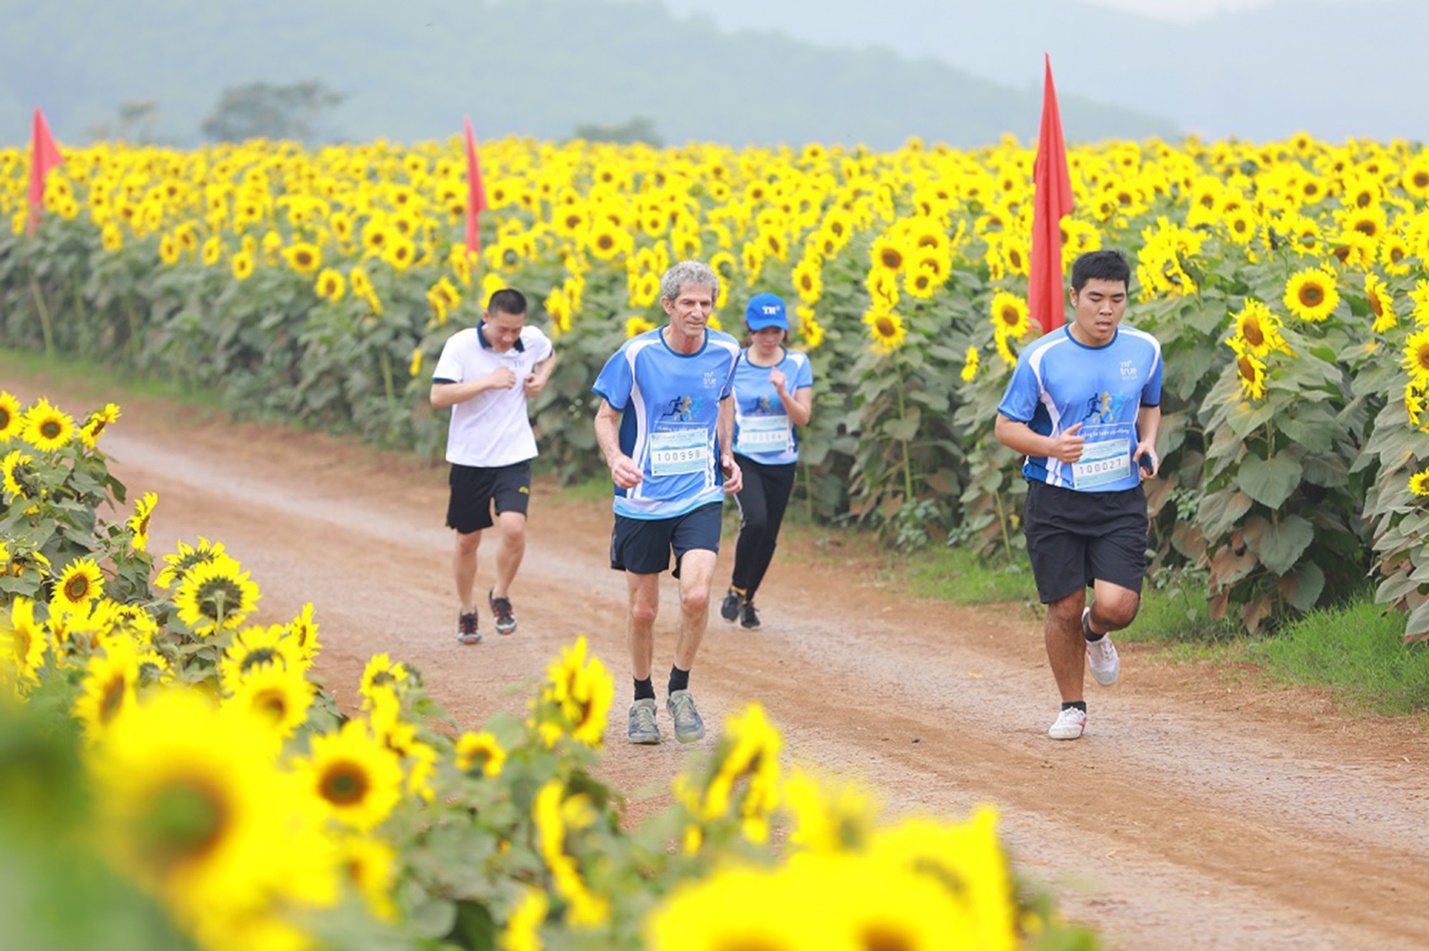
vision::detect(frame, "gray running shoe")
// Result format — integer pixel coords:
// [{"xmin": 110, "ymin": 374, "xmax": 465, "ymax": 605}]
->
[
  {"xmin": 628, "ymin": 698, "xmax": 661, "ymax": 745},
  {"xmin": 719, "ymin": 588, "xmax": 742, "ymax": 623},
  {"xmin": 665, "ymin": 689, "xmax": 706, "ymax": 743},
  {"xmin": 457, "ymin": 612, "xmax": 481, "ymax": 645},
  {"xmin": 739, "ymin": 601, "xmax": 761, "ymax": 631},
  {"xmin": 489, "ymin": 589, "xmax": 517, "ymax": 635}
]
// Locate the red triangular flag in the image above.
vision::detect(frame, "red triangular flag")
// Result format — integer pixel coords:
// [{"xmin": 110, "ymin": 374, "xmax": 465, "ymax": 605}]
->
[
  {"xmin": 27, "ymin": 107, "xmax": 64, "ymax": 235},
  {"xmin": 1029, "ymin": 55, "xmax": 1075, "ymax": 334},
  {"xmin": 464, "ymin": 116, "xmax": 488, "ymax": 258}
]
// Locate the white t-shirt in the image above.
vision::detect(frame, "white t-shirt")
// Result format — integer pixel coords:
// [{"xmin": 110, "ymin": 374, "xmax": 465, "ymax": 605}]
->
[{"xmin": 432, "ymin": 323, "xmax": 554, "ymax": 468}]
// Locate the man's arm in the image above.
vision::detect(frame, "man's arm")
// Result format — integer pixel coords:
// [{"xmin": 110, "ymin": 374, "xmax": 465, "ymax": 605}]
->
[
  {"xmin": 718, "ymin": 394, "xmax": 743, "ymax": 494},
  {"xmin": 1135, "ymin": 404, "xmax": 1162, "ymax": 477},
  {"xmin": 594, "ymin": 398, "xmax": 642, "ymax": 488},
  {"xmin": 994, "ymin": 414, "xmax": 1085, "ymax": 463},
  {"xmin": 430, "ymin": 367, "xmax": 516, "ymax": 409}
]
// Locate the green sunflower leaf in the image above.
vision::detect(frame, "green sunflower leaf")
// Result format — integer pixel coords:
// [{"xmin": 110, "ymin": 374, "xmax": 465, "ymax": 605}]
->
[{"xmin": 1237, "ymin": 453, "xmax": 1303, "ymax": 509}]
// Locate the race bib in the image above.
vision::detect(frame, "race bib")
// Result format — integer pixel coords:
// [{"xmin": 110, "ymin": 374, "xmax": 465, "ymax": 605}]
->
[
  {"xmin": 736, "ymin": 414, "xmax": 791, "ymax": 454},
  {"xmin": 649, "ymin": 429, "xmax": 710, "ymax": 477},
  {"xmin": 1072, "ymin": 438, "xmax": 1131, "ymax": 489}
]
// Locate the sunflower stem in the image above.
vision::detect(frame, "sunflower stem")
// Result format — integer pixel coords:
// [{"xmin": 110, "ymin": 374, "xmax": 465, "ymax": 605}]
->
[
  {"xmin": 895, "ymin": 360, "xmax": 914, "ymax": 505},
  {"xmin": 379, "ymin": 348, "xmax": 396, "ymax": 409},
  {"xmin": 992, "ymin": 478, "xmax": 1014, "ymax": 564},
  {"xmin": 29, "ymin": 276, "xmax": 54, "ymax": 358}
]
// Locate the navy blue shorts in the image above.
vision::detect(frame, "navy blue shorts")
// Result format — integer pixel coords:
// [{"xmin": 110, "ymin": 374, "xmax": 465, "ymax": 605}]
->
[
  {"xmin": 1023, "ymin": 479, "xmax": 1148, "ymax": 603},
  {"xmin": 610, "ymin": 501, "xmax": 723, "ymax": 577},
  {"xmin": 446, "ymin": 460, "xmax": 531, "ymax": 534}
]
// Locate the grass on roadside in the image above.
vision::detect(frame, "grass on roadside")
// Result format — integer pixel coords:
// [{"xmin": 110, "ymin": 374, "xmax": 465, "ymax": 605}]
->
[{"xmin": 0, "ymin": 347, "xmax": 227, "ymax": 414}]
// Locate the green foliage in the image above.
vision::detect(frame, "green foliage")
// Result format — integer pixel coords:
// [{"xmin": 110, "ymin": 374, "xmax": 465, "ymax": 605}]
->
[{"xmin": 199, "ymin": 80, "xmax": 345, "ymax": 144}]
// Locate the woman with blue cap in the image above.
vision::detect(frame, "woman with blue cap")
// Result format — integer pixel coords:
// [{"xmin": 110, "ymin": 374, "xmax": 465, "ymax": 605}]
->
[{"xmin": 719, "ymin": 292, "xmax": 815, "ymax": 630}]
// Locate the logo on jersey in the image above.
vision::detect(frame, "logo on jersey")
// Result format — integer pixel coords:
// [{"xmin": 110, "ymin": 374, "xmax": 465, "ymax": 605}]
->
[
  {"xmin": 1120, "ymin": 360, "xmax": 1139, "ymax": 380},
  {"xmin": 1084, "ymin": 390, "xmax": 1126, "ymax": 424},
  {"xmin": 755, "ymin": 396, "xmax": 775, "ymax": 413},
  {"xmin": 663, "ymin": 396, "xmax": 704, "ymax": 421},
  {"xmin": 703, "ymin": 370, "xmax": 722, "ymax": 389}
]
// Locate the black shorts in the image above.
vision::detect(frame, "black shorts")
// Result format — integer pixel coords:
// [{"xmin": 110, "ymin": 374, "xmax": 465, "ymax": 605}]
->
[
  {"xmin": 610, "ymin": 501, "xmax": 723, "ymax": 577},
  {"xmin": 446, "ymin": 460, "xmax": 532, "ymax": 534},
  {"xmin": 1023, "ymin": 479, "xmax": 1148, "ymax": 604}
]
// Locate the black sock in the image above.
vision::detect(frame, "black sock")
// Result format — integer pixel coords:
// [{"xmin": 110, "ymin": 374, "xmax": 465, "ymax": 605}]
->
[
  {"xmin": 1062, "ymin": 700, "xmax": 1087, "ymax": 713},
  {"xmin": 633, "ymin": 677, "xmax": 655, "ymax": 702},
  {"xmin": 1083, "ymin": 608, "xmax": 1105, "ymax": 642},
  {"xmin": 668, "ymin": 665, "xmax": 690, "ymax": 694}
]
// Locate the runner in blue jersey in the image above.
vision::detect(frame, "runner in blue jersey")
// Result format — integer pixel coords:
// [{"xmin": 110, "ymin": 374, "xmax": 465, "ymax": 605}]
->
[
  {"xmin": 717, "ymin": 293, "xmax": 814, "ymax": 631},
  {"xmin": 994, "ymin": 249, "xmax": 1163, "ymax": 741},
  {"xmin": 593, "ymin": 260, "xmax": 743, "ymax": 746}
]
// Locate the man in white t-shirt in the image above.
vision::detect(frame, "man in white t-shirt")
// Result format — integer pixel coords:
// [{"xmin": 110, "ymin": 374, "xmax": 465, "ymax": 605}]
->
[{"xmin": 430, "ymin": 289, "xmax": 557, "ymax": 645}]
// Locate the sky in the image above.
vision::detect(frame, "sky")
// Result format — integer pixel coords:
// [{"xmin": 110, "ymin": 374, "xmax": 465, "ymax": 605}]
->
[{"xmin": 1080, "ymin": 0, "xmax": 1274, "ymax": 19}]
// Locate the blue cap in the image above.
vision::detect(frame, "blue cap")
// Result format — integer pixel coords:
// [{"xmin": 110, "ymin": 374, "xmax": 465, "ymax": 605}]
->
[{"xmin": 746, "ymin": 292, "xmax": 788, "ymax": 331}]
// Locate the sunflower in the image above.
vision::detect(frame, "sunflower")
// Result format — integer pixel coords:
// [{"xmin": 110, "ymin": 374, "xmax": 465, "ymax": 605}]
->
[
  {"xmin": 625, "ymin": 315, "xmax": 657, "ymax": 338},
  {"xmin": 530, "ymin": 635, "xmax": 613, "ymax": 748},
  {"xmin": 903, "ymin": 263, "xmax": 941, "ymax": 300},
  {"xmin": 645, "ymin": 865, "xmax": 834, "ymax": 951},
  {"xmin": 314, "ymin": 267, "xmax": 345, "ymax": 302},
  {"xmin": 798, "ymin": 309, "xmax": 824, "ymax": 350},
  {"xmin": 154, "ymin": 536, "xmax": 226, "ymax": 590},
  {"xmin": 3, "ymin": 597, "xmax": 48, "ymax": 694},
  {"xmin": 226, "ymin": 662, "xmax": 314, "ymax": 738},
  {"xmin": 0, "ymin": 391, "xmax": 23, "ymax": 444},
  {"xmin": 863, "ymin": 308, "xmax": 906, "ymax": 354},
  {"xmin": 101, "ymin": 221, "xmax": 124, "ymax": 252},
  {"xmin": 502, "ymin": 888, "xmax": 550, "ymax": 951},
  {"xmin": 173, "ymin": 554, "xmax": 260, "ymax": 636},
  {"xmin": 339, "ymin": 835, "xmax": 398, "ymax": 922},
  {"xmin": 534, "ymin": 779, "xmax": 610, "ymax": 926},
  {"xmin": 868, "ymin": 234, "xmax": 908, "ymax": 274},
  {"xmin": 280, "ymin": 240, "xmax": 321, "ymax": 276},
  {"xmin": 384, "ymin": 235, "xmax": 416, "ymax": 271},
  {"xmin": 88, "ymin": 688, "xmax": 338, "ymax": 932},
  {"xmin": 73, "ymin": 634, "xmax": 140, "ymax": 741},
  {"xmin": 1366, "ymin": 273, "xmax": 1397, "ymax": 334},
  {"xmin": 1223, "ymin": 208, "xmax": 1255, "ymax": 245},
  {"xmin": 358, "ymin": 652, "xmax": 411, "ymax": 709},
  {"xmin": 586, "ymin": 222, "xmax": 630, "ymax": 262},
  {"xmin": 296, "ymin": 718, "xmax": 405, "ymax": 832},
  {"xmin": 961, "ymin": 346, "xmax": 980, "ymax": 383},
  {"xmin": 78, "ymin": 402, "xmax": 121, "ymax": 449},
  {"xmin": 127, "ymin": 491, "xmax": 157, "ymax": 553},
  {"xmin": 1410, "ymin": 467, "xmax": 1429, "ymax": 497},
  {"xmin": 51, "ymin": 557, "xmax": 105, "ymax": 615},
  {"xmin": 791, "ymin": 258, "xmax": 823, "ymax": 305},
  {"xmin": 1234, "ymin": 348, "xmax": 1268, "ymax": 401},
  {"xmin": 1403, "ymin": 327, "xmax": 1429, "ymax": 385},
  {"xmin": 1283, "ymin": 266, "xmax": 1339, "ymax": 322},
  {"xmin": 989, "ymin": 290, "xmax": 1031, "ymax": 339},
  {"xmin": 219, "ymin": 623, "xmax": 304, "ymax": 694},
  {"xmin": 454, "ymin": 730, "xmax": 507, "ymax": 777},
  {"xmin": 231, "ymin": 250, "xmax": 255, "ymax": 282},
  {"xmin": 200, "ymin": 235, "xmax": 223, "ymax": 267},
  {"xmin": 22, "ymin": 398, "xmax": 75, "ymax": 452},
  {"xmin": 159, "ymin": 233, "xmax": 181, "ymax": 266},
  {"xmin": 1227, "ymin": 299, "xmax": 1288, "ymax": 357}
]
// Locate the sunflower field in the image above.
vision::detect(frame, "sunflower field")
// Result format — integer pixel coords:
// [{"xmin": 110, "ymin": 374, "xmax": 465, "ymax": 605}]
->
[
  {"xmin": 0, "ymin": 394, "xmax": 1090, "ymax": 950},
  {"xmin": 4, "ymin": 132, "xmax": 1429, "ymax": 637}
]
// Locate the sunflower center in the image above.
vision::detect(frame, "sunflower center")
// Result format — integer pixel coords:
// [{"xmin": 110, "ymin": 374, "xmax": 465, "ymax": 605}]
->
[
  {"xmin": 859, "ymin": 926, "xmax": 915, "ymax": 951},
  {"xmin": 320, "ymin": 761, "xmax": 371, "ymax": 806},
  {"xmin": 875, "ymin": 316, "xmax": 897, "ymax": 338},
  {"xmin": 1000, "ymin": 308, "xmax": 1019, "ymax": 328},
  {"xmin": 1370, "ymin": 294, "xmax": 1384, "ymax": 319},
  {"xmin": 139, "ymin": 779, "xmax": 230, "ymax": 872},
  {"xmin": 597, "ymin": 234, "xmax": 614, "ymax": 251},
  {"xmin": 1242, "ymin": 318, "xmax": 1265, "ymax": 349},
  {"xmin": 40, "ymin": 420, "xmax": 62, "ymax": 439},
  {"xmin": 1238, "ymin": 355, "xmax": 1257, "ymax": 382},
  {"xmin": 1355, "ymin": 221, "xmax": 1377, "ymax": 237},
  {"xmin": 1415, "ymin": 345, "xmax": 1429, "ymax": 374},
  {"xmin": 64, "ymin": 573, "xmax": 92, "ymax": 602},
  {"xmin": 100, "ymin": 673, "xmax": 128, "ymax": 722},
  {"xmin": 255, "ymin": 688, "xmax": 288, "ymax": 724},
  {"xmin": 239, "ymin": 647, "xmax": 281, "ymax": 674},
  {"xmin": 879, "ymin": 250, "xmax": 902, "ymax": 269},
  {"xmin": 1299, "ymin": 285, "xmax": 1324, "ymax": 307},
  {"xmin": 0, "ymin": 409, "xmax": 12, "ymax": 430}
]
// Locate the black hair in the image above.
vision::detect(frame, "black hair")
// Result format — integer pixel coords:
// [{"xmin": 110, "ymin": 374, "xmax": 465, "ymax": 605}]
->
[
  {"xmin": 486, "ymin": 288, "xmax": 528, "ymax": 316},
  {"xmin": 1069, "ymin": 250, "xmax": 1131, "ymax": 293}
]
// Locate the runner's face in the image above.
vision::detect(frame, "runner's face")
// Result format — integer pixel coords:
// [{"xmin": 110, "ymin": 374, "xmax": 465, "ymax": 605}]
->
[
  {"xmin": 662, "ymin": 284, "xmax": 714, "ymax": 341},
  {"xmin": 749, "ymin": 326, "xmax": 785, "ymax": 357},
  {"xmin": 1067, "ymin": 278, "xmax": 1128, "ymax": 347},
  {"xmin": 483, "ymin": 309, "xmax": 526, "ymax": 352}
]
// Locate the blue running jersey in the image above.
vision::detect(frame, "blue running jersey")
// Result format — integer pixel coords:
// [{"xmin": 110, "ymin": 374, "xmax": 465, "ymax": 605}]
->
[
  {"xmin": 997, "ymin": 325, "xmax": 1163, "ymax": 492},
  {"xmin": 731, "ymin": 348, "xmax": 814, "ymax": 465},
  {"xmin": 593, "ymin": 328, "xmax": 741, "ymax": 518}
]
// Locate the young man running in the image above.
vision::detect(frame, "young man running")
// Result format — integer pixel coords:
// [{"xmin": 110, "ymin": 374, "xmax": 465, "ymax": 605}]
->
[
  {"xmin": 994, "ymin": 249, "xmax": 1162, "ymax": 740},
  {"xmin": 430, "ymin": 288, "xmax": 557, "ymax": 645},
  {"xmin": 593, "ymin": 260, "xmax": 743, "ymax": 745}
]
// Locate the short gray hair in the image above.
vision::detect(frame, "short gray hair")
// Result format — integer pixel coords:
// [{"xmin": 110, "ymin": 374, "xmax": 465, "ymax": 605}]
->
[{"xmin": 660, "ymin": 260, "xmax": 720, "ymax": 302}]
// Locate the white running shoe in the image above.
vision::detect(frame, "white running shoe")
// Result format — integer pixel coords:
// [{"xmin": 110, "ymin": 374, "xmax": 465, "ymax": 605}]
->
[
  {"xmin": 1048, "ymin": 706, "xmax": 1087, "ymax": 740},
  {"xmin": 1084, "ymin": 608, "xmax": 1120, "ymax": 686}
]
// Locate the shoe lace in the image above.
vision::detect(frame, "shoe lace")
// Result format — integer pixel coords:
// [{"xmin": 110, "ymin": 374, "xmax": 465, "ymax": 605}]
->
[
  {"xmin": 632, "ymin": 702, "xmax": 657, "ymax": 731},
  {"xmin": 669, "ymin": 692, "xmax": 697, "ymax": 722},
  {"xmin": 491, "ymin": 596, "xmax": 513, "ymax": 623},
  {"xmin": 458, "ymin": 613, "xmax": 477, "ymax": 635}
]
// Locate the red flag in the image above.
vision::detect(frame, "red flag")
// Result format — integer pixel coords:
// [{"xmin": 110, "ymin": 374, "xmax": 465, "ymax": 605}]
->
[
  {"xmin": 464, "ymin": 116, "xmax": 488, "ymax": 258},
  {"xmin": 27, "ymin": 107, "xmax": 64, "ymax": 235},
  {"xmin": 1029, "ymin": 55, "xmax": 1075, "ymax": 334}
]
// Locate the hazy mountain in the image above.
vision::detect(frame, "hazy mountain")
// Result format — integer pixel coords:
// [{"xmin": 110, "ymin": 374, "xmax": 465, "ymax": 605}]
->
[
  {"xmin": 659, "ymin": 0, "xmax": 1427, "ymax": 143},
  {"xmin": 0, "ymin": 0, "xmax": 1176, "ymax": 150}
]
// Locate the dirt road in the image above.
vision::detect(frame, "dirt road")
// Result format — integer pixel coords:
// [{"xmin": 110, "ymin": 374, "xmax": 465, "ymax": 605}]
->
[{"xmin": 12, "ymin": 373, "xmax": 1429, "ymax": 949}]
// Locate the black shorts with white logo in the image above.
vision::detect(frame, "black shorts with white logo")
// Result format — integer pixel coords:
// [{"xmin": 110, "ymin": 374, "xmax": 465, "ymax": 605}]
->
[
  {"xmin": 1023, "ymin": 478, "xmax": 1149, "ymax": 604},
  {"xmin": 446, "ymin": 460, "xmax": 532, "ymax": 534},
  {"xmin": 609, "ymin": 501, "xmax": 723, "ymax": 577}
]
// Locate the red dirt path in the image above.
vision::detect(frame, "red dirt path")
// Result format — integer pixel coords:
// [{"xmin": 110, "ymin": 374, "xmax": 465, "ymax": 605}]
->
[{"xmin": 12, "ymin": 371, "xmax": 1429, "ymax": 949}]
